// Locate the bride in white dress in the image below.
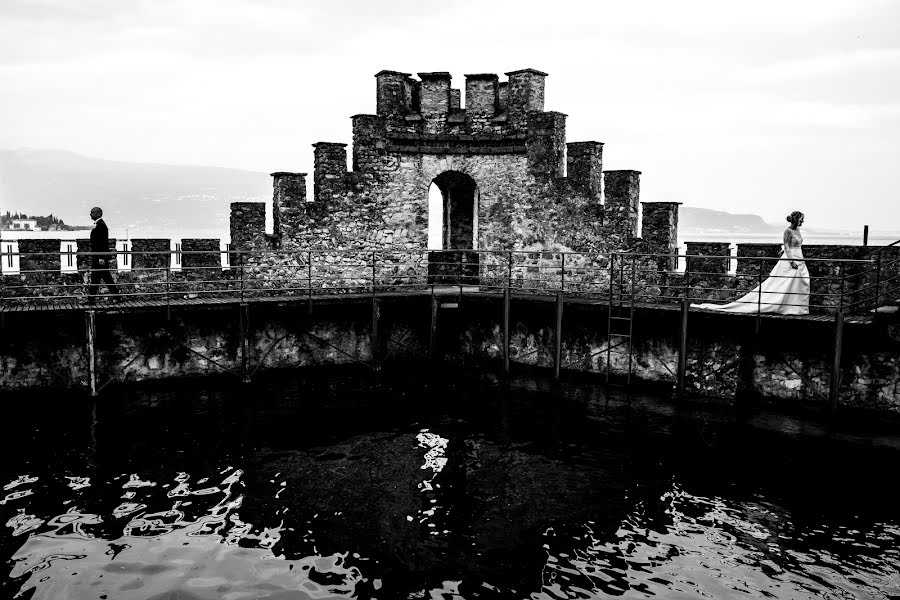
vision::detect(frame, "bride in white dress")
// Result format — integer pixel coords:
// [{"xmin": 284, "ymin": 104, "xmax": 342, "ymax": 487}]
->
[{"xmin": 692, "ymin": 211, "xmax": 810, "ymax": 315}]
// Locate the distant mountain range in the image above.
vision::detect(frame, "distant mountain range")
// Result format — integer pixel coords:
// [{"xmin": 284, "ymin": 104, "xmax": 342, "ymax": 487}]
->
[
  {"xmin": 1, "ymin": 149, "xmax": 835, "ymax": 239},
  {"xmin": 0, "ymin": 149, "xmax": 271, "ymax": 236},
  {"xmin": 678, "ymin": 207, "xmax": 780, "ymax": 234}
]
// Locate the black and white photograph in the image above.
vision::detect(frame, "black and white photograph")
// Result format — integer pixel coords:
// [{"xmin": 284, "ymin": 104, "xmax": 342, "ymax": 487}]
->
[{"xmin": 1, "ymin": 1, "xmax": 899, "ymax": 598}]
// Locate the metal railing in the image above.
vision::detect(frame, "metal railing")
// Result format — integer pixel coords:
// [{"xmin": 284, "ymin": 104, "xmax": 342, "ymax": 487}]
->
[
  {"xmin": 869, "ymin": 237, "xmax": 900, "ymax": 253},
  {"xmin": 1, "ymin": 247, "xmax": 898, "ymax": 315},
  {"xmin": 858, "ymin": 240, "xmax": 900, "ymax": 313}
]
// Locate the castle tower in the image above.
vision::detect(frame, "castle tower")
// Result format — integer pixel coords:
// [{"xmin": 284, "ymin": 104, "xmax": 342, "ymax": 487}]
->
[{"xmin": 231, "ymin": 69, "xmax": 667, "ymax": 260}]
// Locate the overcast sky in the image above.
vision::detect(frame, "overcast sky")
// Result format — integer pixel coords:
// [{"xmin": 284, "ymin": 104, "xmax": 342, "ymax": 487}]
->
[{"xmin": 1, "ymin": 0, "xmax": 898, "ymax": 230}]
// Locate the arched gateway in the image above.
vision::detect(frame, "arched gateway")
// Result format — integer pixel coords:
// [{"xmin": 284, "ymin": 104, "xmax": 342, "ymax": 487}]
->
[
  {"xmin": 232, "ymin": 69, "xmax": 681, "ymax": 285},
  {"xmin": 427, "ymin": 170, "xmax": 479, "ymax": 284},
  {"xmin": 431, "ymin": 170, "xmax": 477, "ymax": 250}
]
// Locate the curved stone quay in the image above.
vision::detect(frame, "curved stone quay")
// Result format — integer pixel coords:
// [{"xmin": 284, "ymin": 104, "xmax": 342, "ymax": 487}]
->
[
  {"xmin": 2, "ymin": 69, "xmax": 900, "ymax": 415},
  {"xmin": 2, "ymin": 67, "xmax": 900, "ymax": 600}
]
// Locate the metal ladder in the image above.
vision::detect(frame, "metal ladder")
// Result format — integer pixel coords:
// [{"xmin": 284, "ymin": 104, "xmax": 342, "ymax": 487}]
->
[{"xmin": 606, "ymin": 252, "xmax": 636, "ymax": 385}]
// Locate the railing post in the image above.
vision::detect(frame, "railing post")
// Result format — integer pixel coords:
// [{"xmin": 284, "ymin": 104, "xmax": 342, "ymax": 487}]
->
[
  {"xmin": 874, "ymin": 253, "xmax": 882, "ymax": 311},
  {"xmin": 502, "ymin": 249, "xmax": 512, "ymax": 377},
  {"xmin": 239, "ymin": 302, "xmax": 251, "ymax": 383},
  {"xmin": 554, "ymin": 290, "xmax": 564, "ymax": 380},
  {"xmin": 838, "ymin": 263, "xmax": 846, "ymax": 313},
  {"xmin": 606, "ymin": 253, "xmax": 616, "ymax": 383},
  {"xmin": 239, "ymin": 251, "xmax": 246, "ymax": 304},
  {"xmin": 755, "ymin": 256, "xmax": 763, "ymax": 329},
  {"xmin": 829, "ymin": 310, "xmax": 844, "ymax": 414},
  {"xmin": 503, "ymin": 286, "xmax": 510, "ymax": 375},
  {"xmin": 307, "ymin": 250, "xmax": 313, "ymax": 315},
  {"xmin": 458, "ymin": 251, "xmax": 464, "ymax": 295},
  {"xmin": 677, "ymin": 297, "xmax": 688, "ymax": 398},
  {"xmin": 429, "ymin": 291, "xmax": 438, "ymax": 363},
  {"xmin": 560, "ymin": 252, "xmax": 566, "ymax": 292},
  {"xmin": 609, "ymin": 253, "xmax": 616, "ymax": 305},
  {"xmin": 165, "ymin": 260, "xmax": 171, "ymax": 321},
  {"xmin": 371, "ymin": 250, "xmax": 380, "ymax": 369},
  {"xmin": 628, "ymin": 253, "xmax": 637, "ymax": 382},
  {"xmin": 630, "ymin": 252, "xmax": 637, "ymax": 302},
  {"xmin": 86, "ymin": 310, "xmax": 98, "ymax": 397},
  {"xmin": 371, "ymin": 298, "xmax": 380, "ymax": 369}
]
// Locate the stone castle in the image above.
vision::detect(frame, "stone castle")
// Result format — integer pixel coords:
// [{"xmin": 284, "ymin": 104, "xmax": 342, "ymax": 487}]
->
[
  {"xmin": 4, "ymin": 69, "xmax": 899, "ymax": 412},
  {"xmin": 8, "ymin": 70, "xmax": 884, "ymax": 307},
  {"xmin": 230, "ymin": 69, "xmax": 681, "ymax": 262}
]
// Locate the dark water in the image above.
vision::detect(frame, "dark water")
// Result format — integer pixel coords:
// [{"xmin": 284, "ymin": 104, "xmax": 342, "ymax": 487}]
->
[{"xmin": 2, "ymin": 370, "xmax": 900, "ymax": 599}]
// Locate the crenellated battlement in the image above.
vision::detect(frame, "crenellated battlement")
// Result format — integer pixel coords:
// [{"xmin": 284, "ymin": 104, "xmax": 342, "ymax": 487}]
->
[
  {"xmin": 340, "ymin": 70, "xmax": 582, "ymax": 198},
  {"xmin": 231, "ymin": 69, "xmax": 678, "ymax": 267},
  {"xmin": 372, "ymin": 69, "xmax": 547, "ymax": 135},
  {"xmin": 7, "ymin": 74, "xmax": 900, "ymax": 414}
]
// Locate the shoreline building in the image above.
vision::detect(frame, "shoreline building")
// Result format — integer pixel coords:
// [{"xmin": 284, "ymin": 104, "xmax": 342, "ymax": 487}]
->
[{"xmin": 4, "ymin": 218, "xmax": 40, "ymax": 232}]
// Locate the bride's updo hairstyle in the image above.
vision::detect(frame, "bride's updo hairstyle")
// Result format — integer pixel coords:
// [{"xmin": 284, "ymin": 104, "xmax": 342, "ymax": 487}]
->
[{"xmin": 786, "ymin": 211, "xmax": 804, "ymax": 228}]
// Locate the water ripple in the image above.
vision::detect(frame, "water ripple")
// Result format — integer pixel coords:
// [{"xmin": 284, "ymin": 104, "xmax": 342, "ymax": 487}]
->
[
  {"xmin": 534, "ymin": 484, "xmax": 900, "ymax": 598},
  {"xmin": 2, "ymin": 375, "xmax": 900, "ymax": 599}
]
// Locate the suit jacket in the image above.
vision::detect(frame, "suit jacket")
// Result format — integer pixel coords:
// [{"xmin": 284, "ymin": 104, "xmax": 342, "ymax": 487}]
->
[{"xmin": 90, "ymin": 218, "xmax": 113, "ymax": 264}]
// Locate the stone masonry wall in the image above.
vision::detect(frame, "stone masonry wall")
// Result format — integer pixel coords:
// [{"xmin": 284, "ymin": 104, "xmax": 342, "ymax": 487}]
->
[
  {"xmin": 1, "ymin": 238, "xmax": 115, "ymax": 301},
  {"xmin": 4, "ymin": 296, "xmax": 898, "ymax": 417},
  {"xmin": 0, "ymin": 236, "xmax": 239, "ymax": 303},
  {"xmin": 875, "ymin": 246, "xmax": 900, "ymax": 307},
  {"xmin": 668, "ymin": 241, "xmax": 892, "ymax": 311},
  {"xmin": 1, "ymin": 236, "xmax": 888, "ymax": 310},
  {"xmin": 640, "ymin": 202, "xmax": 681, "ymax": 271},
  {"xmin": 603, "ymin": 171, "xmax": 641, "ymax": 240},
  {"xmin": 6, "ymin": 70, "xmax": 893, "ymax": 310},
  {"xmin": 222, "ymin": 69, "xmax": 657, "ymax": 295},
  {"xmin": 685, "ymin": 242, "xmax": 732, "ymax": 302},
  {"xmin": 439, "ymin": 297, "xmax": 900, "ymax": 411},
  {"xmin": 0, "ymin": 301, "xmax": 374, "ymax": 389}
]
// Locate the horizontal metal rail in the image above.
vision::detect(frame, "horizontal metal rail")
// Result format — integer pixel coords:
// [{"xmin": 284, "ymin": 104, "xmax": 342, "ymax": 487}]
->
[
  {"xmin": 868, "ymin": 238, "xmax": 900, "ymax": 254},
  {"xmin": 1, "ymin": 248, "xmax": 895, "ymax": 315}
]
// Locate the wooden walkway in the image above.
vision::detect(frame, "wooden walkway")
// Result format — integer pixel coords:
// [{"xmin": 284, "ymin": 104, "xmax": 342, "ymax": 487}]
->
[{"xmin": 0, "ymin": 289, "xmax": 875, "ymax": 325}]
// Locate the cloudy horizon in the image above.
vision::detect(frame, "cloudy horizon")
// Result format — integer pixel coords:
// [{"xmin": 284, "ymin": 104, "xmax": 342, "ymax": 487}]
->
[{"xmin": 1, "ymin": 0, "xmax": 898, "ymax": 231}]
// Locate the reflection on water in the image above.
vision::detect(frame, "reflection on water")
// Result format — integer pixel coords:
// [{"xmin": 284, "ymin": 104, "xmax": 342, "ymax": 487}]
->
[
  {"xmin": 7, "ymin": 465, "xmax": 366, "ymax": 599},
  {"xmin": 536, "ymin": 487, "xmax": 900, "ymax": 599},
  {"xmin": 2, "ymin": 371, "xmax": 900, "ymax": 599}
]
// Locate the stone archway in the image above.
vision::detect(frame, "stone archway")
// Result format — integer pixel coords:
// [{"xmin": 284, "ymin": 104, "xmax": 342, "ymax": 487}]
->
[
  {"xmin": 427, "ymin": 170, "xmax": 479, "ymax": 285},
  {"xmin": 432, "ymin": 170, "xmax": 477, "ymax": 250}
]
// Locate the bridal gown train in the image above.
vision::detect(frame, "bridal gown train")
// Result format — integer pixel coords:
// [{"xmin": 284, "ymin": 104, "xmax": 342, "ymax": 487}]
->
[{"xmin": 692, "ymin": 236, "xmax": 810, "ymax": 316}]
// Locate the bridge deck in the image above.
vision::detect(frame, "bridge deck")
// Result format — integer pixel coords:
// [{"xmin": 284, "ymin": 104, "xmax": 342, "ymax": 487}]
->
[{"xmin": 0, "ymin": 289, "xmax": 875, "ymax": 325}]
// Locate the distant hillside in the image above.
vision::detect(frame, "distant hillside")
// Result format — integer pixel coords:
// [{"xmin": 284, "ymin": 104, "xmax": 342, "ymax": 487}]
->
[
  {"xmin": 678, "ymin": 207, "xmax": 779, "ymax": 234},
  {"xmin": 0, "ymin": 149, "xmax": 271, "ymax": 235},
  {"xmin": 1, "ymin": 150, "xmax": 815, "ymax": 241}
]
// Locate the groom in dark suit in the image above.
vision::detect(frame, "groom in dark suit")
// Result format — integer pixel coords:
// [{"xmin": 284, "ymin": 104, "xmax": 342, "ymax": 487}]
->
[{"xmin": 87, "ymin": 206, "xmax": 120, "ymax": 303}]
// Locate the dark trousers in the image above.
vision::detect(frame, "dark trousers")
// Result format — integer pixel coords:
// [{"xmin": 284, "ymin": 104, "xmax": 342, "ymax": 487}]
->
[{"xmin": 88, "ymin": 260, "xmax": 119, "ymax": 299}]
